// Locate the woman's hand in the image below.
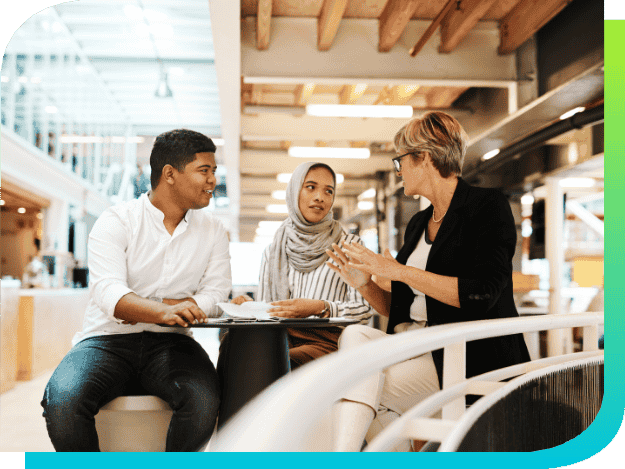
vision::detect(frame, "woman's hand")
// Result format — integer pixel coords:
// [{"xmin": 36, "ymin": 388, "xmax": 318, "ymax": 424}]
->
[
  {"xmin": 268, "ymin": 299, "xmax": 326, "ymax": 318},
  {"xmin": 340, "ymin": 242, "xmax": 403, "ymax": 281},
  {"xmin": 326, "ymin": 243, "xmax": 371, "ymax": 289},
  {"xmin": 230, "ymin": 294, "xmax": 253, "ymax": 305}
]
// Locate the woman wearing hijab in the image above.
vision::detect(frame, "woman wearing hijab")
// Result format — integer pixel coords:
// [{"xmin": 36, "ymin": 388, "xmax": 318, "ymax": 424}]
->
[
  {"xmin": 327, "ymin": 111, "xmax": 530, "ymax": 451},
  {"xmin": 232, "ymin": 161, "xmax": 373, "ymax": 369}
]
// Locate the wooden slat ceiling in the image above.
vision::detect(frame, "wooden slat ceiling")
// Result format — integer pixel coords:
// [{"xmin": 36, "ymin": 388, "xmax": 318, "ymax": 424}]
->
[{"xmin": 239, "ymin": 0, "xmax": 571, "ymax": 153}]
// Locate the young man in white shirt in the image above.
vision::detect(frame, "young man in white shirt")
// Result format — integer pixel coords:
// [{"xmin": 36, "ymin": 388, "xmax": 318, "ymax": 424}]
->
[{"xmin": 41, "ymin": 129, "xmax": 232, "ymax": 452}]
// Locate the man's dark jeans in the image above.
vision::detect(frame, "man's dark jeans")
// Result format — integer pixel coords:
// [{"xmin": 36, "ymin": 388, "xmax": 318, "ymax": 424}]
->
[{"xmin": 41, "ymin": 331, "xmax": 220, "ymax": 452}]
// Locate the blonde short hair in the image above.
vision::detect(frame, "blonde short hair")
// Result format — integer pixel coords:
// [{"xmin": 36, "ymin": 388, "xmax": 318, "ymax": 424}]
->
[{"xmin": 393, "ymin": 111, "xmax": 468, "ymax": 178}]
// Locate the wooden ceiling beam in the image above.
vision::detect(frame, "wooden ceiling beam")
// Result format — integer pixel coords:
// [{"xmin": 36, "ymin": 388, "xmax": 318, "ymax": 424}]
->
[
  {"xmin": 498, "ymin": 0, "xmax": 572, "ymax": 55},
  {"xmin": 409, "ymin": 0, "xmax": 456, "ymax": 56},
  {"xmin": 318, "ymin": 0, "xmax": 350, "ymax": 51},
  {"xmin": 294, "ymin": 83, "xmax": 316, "ymax": 106},
  {"xmin": 339, "ymin": 84, "xmax": 368, "ymax": 104},
  {"xmin": 256, "ymin": 0, "xmax": 273, "ymax": 50},
  {"xmin": 390, "ymin": 85, "xmax": 420, "ymax": 105},
  {"xmin": 439, "ymin": 0, "xmax": 499, "ymax": 53},
  {"xmin": 379, "ymin": 0, "xmax": 421, "ymax": 53},
  {"xmin": 251, "ymin": 84, "xmax": 263, "ymax": 105}
]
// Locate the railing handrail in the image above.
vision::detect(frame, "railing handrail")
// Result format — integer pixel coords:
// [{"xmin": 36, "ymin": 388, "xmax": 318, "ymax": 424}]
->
[{"xmin": 210, "ymin": 311, "xmax": 603, "ymax": 452}]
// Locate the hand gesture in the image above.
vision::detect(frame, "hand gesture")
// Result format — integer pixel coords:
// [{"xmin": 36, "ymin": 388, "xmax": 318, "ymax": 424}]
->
[
  {"xmin": 339, "ymin": 242, "xmax": 402, "ymax": 281},
  {"xmin": 268, "ymin": 298, "xmax": 326, "ymax": 318},
  {"xmin": 231, "ymin": 294, "xmax": 253, "ymax": 305},
  {"xmin": 326, "ymin": 243, "xmax": 371, "ymax": 289},
  {"xmin": 160, "ymin": 300, "xmax": 208, "ymax": 327}
]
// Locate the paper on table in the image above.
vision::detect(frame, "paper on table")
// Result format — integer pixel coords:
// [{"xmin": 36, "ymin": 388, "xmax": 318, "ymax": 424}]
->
[{"xmin": 217, "ymin": 301, "xmax": 273, "ymax": 320}]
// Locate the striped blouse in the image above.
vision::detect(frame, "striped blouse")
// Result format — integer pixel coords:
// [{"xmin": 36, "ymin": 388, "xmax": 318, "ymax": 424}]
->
[{"xmin": 258, "ymin": 232, "xmax": 373, "ymax": 324}]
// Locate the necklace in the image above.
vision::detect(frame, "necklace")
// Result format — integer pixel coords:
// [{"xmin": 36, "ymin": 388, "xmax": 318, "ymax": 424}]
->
[{"xmin": 432, "ymin": 207, "xmax": 447, "ymax": 223}]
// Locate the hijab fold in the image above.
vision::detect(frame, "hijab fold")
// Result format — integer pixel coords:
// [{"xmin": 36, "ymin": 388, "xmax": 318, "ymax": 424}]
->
[{"xmin": 261, "ymin": 162, "xmax": 343, "ymax": 302}]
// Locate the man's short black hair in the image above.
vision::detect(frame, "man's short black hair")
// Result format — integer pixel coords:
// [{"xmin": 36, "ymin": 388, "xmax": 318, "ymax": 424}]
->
[{"xmin": 150, "ymin": 129, "xmax": 217, "ymax": 189}]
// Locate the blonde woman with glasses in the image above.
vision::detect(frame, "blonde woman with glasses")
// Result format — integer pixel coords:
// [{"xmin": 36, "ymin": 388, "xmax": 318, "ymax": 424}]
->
[{"xmin": 328, "ymin": 111, "xmax": 530, "ymax": 451}]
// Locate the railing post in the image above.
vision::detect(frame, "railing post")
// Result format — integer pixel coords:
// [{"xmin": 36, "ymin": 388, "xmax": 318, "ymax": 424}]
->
[
  {"xmin": 582, "ymin": 324, "xmax": 599, "ymax": 351},
  {"xmin": 442, "ymin": 340, "xmax": 466, "ymax": 420}
]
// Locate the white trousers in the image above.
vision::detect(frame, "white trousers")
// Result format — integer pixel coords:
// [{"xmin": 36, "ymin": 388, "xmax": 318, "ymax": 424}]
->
[{"xmin": 338, "ymin": 324, "xmax": 440, "ymax": 446}]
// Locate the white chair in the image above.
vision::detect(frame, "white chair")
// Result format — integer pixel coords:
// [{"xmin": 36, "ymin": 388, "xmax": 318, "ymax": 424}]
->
[{"xmin": 95, "ymin": 395, "xmax": 173, "ymax": 452}]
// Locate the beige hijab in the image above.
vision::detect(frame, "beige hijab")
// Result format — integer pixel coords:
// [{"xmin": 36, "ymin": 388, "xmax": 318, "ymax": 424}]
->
[{"xmin": 261, "ymin": 162, "xmax": 343, "ymax": 301}]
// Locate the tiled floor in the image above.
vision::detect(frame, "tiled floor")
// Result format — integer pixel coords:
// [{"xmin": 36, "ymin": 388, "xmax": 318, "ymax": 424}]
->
[{"xmin": 0, "ymin": 329, "xmax": 221, "ymax": 452}]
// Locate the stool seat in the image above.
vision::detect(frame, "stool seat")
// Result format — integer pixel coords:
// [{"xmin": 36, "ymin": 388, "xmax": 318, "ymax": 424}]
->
[{"xmin": 95, "ymin": 395, "xmax": 173, "ymax": 452}]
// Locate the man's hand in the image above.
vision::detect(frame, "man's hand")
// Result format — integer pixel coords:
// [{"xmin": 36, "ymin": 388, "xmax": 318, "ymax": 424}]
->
[
  {"xmin": 268, "ymin": 299, "xmax": 326, "ymax": 318},
  {"xmin": 231, "ymin": 295, "xmax": 253, "ymax": 305},
  {"xmin": 159, "ymin": 301, "xmax": 208, "ymax": 327},
  {"xmin": 326, "ymin": 242, "xmax": 371, "ymax": 289}
]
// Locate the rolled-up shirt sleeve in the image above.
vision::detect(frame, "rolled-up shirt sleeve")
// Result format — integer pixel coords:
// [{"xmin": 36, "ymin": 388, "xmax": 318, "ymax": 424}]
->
[
  {"xmin": 191, "ymin": 222, "xmax": 232, "ymax": 316},
  {"xmin": 87, "ymin": 211, "xmax": 134, "ymax": 323}
]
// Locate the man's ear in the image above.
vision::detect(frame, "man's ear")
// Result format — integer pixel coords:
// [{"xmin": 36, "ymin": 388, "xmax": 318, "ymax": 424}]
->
[{"xmin": 162, "ymin": 164, "xmax": 176, "ymax": 185}]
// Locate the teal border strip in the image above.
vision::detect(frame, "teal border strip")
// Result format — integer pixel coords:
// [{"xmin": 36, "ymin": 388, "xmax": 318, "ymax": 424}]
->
[{"xmin": 23, "ymin": 14, "xmax": 624, "ymax": 469}]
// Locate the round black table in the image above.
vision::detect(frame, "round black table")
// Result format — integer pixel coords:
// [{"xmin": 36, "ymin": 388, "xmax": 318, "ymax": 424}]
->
[{"xmin": 168, "ymin": 318, "xmax": 358, "ymax": 428}]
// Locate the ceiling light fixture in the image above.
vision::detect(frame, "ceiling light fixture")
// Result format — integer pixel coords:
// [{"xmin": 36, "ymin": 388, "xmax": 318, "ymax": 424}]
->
[
  {"xmin": 560, "ymin": 177, "xmax": 595, "ymax": 188},
  {"xmin": 306, "ymin": 104, "xmax": 413, "ymax": 119},
  {"xmin": 357, "ymin": 201, "xmax": 374, "ymax": 211},
  {"xmin": 154, "ymin": 67, "xmax": 173, "ymax": 98},
  {"xmin": 482, "ymin": 148, "xmax": 500, "ymax": 161},
  {"xmin": 358, "ymin": 188, "xmax": 376, "ymax": 200},
  {"xmin": 559, "ymin": 107, "xmax": 585, "ymax": 120},
  {"xmin": 45, "ymin": 105, "xmax": 58, "ymax": 114},
  {"xmin": 267, "ymin": 204, "xmax": 288, "ymax": 214},
  {"xmin": 0, "ymin": 200, "xmax": 5, "ymax": 206},
  {"xmin": 271, "ymin": 190, "xmax": 286, "ymax": 200},
  {"xmin": 520, "ymin": 194, "xmax": 535, "ymax": 205},
  {"xmin": 17, "ymin": 207, "xmax": 26, "ymax": 214},
  {"xmin": 288, "ymin": 147, "xmax": 370, "ymax": 159},
  {"xmin": 212, "ymin": 138, "xmax": 225, "ymax": 146}
]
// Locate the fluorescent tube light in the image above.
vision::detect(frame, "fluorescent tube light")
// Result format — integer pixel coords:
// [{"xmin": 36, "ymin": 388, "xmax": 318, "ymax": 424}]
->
[
  {"xmin": 306, "ymin": 104, "xmax": 413, "ymax": 119},
  {"xmin": 560, "ymin": 177, "xmax": 595, "ymax": 188},
  {"xmin": 482, "ymin": 148, "xmax": 500, "ymax": 161},
  {"xmin": 267, "ymin": 205, "xmax": 288, "ymax": 214},
  {"xmin": 272, "ymin": 190, "xmax": 286, "ymax": 200},
  {"xmin": 359, "ymin": 188, "xmax": 376, "ymax": 199},
  {"xmin": 358, "ymin": 201, "xmax": 374, "ymax": 211},
  {"xmin": 288, "ymin": 147, "xmax": 370, "ymax": 159},
  {"xmin": 559, "ymin": 107, "xmax": 585, "ymax": 120}
]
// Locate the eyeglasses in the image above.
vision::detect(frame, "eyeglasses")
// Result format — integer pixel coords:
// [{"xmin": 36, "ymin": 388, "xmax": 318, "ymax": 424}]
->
[{"xmin": 392, "ymin": 152, "xmax": 415, "ymax": 172}]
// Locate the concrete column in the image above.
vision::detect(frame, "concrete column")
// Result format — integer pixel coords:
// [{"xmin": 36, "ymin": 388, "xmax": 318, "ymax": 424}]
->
[
  {"xmin": 546, "ymin": 177, "xmax": 564, "ymax": 357},
  {"xmin": 44, "ymin": 198, "xmax": 70, "ymax": 254}
]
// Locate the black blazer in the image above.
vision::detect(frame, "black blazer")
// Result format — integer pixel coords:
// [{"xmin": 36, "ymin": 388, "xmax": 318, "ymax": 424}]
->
[{"xmin": 388, "ymin": 178, "xmax": 530, "ymax": 387}]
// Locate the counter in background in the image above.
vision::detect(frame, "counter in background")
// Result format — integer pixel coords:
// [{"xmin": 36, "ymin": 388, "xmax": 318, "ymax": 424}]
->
[
  {"xmin": 12, "ymin": 287, "xmax": 88, "ymax": 385},
  {"xmin": 1, "ymin": 280, "xmax": 21, "ymax": 393}
]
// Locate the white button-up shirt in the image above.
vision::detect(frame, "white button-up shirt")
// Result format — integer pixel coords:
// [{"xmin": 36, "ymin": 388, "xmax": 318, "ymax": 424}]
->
[{"xmin": 73, "ymin": 193, "xmax": 232, "ymax": 345}]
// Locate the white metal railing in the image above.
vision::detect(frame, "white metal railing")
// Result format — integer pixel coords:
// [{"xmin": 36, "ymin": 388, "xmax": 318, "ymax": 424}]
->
[
  {"xmin": 209, "ymin": 311, "xmax": 603, "ymax": 452},
  {"xmin": 365, "ymin": 352, "xmax": 604, "ymax": 451}
]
